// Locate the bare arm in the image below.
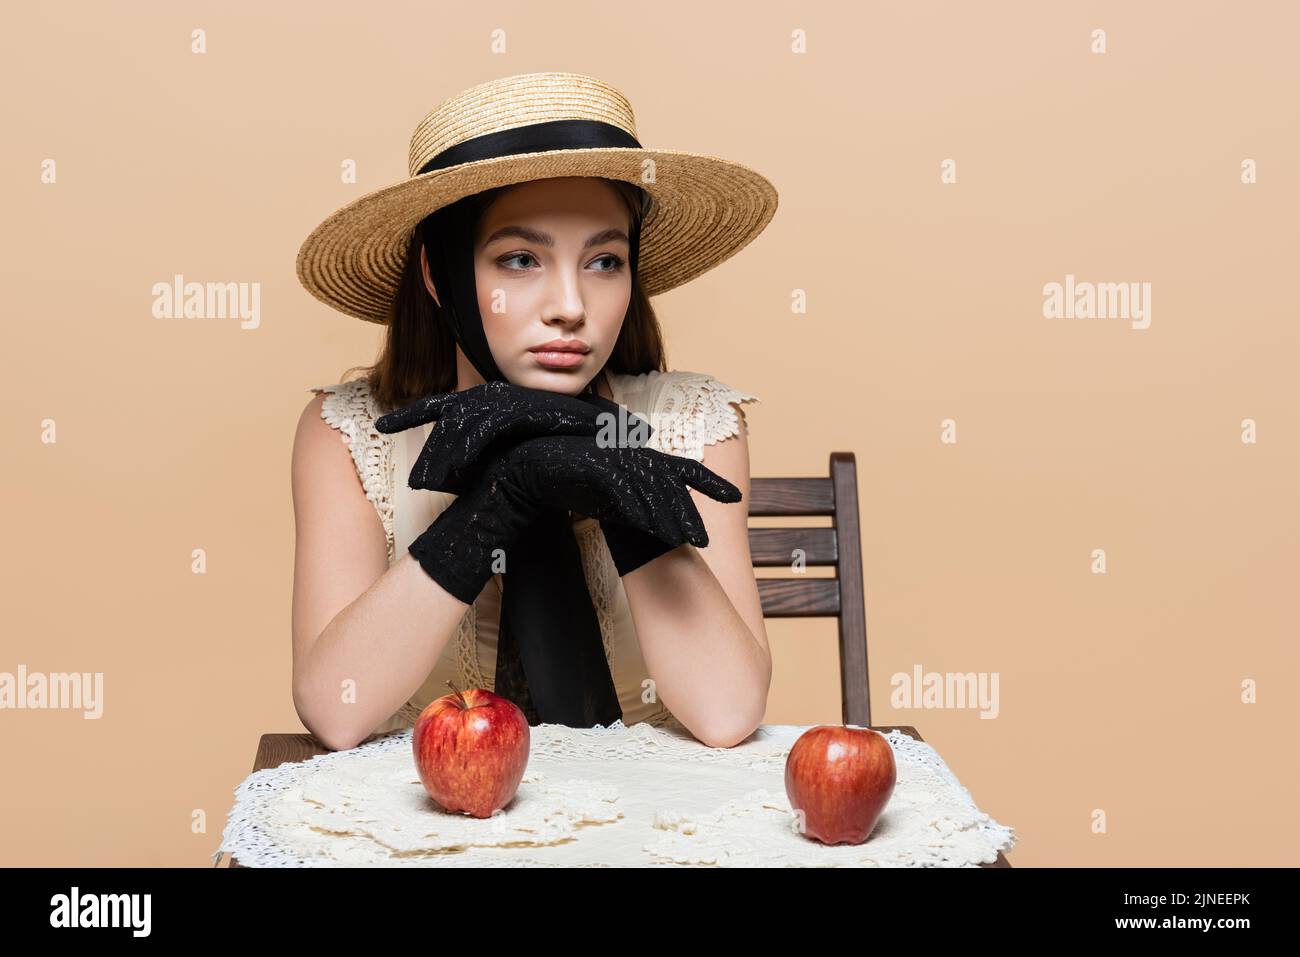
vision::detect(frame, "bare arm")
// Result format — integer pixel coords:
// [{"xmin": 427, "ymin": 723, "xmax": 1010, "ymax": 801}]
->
[
  {"xmin": 620, "ymin": 406, "xmax": 772, "ymax": 748},
  {"xmin": 290, "ymin": 393, "xmax": 470, "ymax": 751}
]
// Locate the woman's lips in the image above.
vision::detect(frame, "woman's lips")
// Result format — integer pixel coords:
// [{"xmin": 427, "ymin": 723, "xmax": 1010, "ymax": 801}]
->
[{"xmin": 530, "ymin": 350, "xmax": 587, "ymax": 369}]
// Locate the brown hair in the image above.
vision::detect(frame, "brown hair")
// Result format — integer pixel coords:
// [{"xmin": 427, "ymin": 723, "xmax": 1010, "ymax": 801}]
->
[{"xmin": 340, "ymin": 178, "xmax": 667, "ymax": 413}]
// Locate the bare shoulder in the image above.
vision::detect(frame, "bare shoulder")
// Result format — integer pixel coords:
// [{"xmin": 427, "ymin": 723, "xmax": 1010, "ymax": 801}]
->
[
  {"xmin": 294, "ymin": 393, "xmax": 343, "ymax": 464},
  {"xmin": 292, "ymin": 392, "xmax": 363, "ymax": 500}
]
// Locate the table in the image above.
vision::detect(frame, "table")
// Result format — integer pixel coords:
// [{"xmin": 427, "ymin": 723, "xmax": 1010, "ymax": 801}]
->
[{"xmin": 221, "ymin": 725, "xmax": 1012, "ymax": 868}]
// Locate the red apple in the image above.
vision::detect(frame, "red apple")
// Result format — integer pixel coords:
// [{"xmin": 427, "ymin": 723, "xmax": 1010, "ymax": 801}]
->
[
  {"xmin": 784, "ymin": 725, "xmax": 897, "ymax": 845},
  {"xmin": 412, "ymin": 682, "xmax": 530, "ymax": 819}
]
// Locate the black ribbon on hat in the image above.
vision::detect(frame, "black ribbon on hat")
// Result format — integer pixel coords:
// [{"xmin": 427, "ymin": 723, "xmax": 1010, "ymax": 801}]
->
[
  {"xmin": 419, "ymin": 118, "xmax": 635, "ymax": 169},
  {"xmin": 417, "ymin": 119, "xmax": 652, "ymax": 217},
  {"xmin": 417, "ymin": 119, "xmax": 650, "ymax": 728}
]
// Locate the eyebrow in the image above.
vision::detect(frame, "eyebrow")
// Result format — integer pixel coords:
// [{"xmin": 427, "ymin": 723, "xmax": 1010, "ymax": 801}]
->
[{"xmin": 480, "ymin": 225, "xmax": 629, "ymax": 250}]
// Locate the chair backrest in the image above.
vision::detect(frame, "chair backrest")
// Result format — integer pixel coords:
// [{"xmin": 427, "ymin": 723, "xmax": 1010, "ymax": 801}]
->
[{"xmin": 747, "ymin": 452, "xmax": 870, "ymax": 726}]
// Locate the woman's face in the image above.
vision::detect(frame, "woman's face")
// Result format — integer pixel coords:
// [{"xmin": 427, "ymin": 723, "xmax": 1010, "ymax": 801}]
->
[{"xmin": 424, "ymin": 176, "xmax": 633, "ymax": 396}]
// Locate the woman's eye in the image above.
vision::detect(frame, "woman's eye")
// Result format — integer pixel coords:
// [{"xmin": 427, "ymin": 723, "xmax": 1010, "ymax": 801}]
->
[
  {"xmin": 591, "ymin": 254, "xmax": 625, "ymax": 272},
  {"xmin": 500, "ymin": 253, "xmax": 537, "ymax": 270}
]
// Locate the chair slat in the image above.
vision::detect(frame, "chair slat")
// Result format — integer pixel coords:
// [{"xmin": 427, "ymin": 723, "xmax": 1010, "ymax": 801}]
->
[
  {"xmin": 747, "ymin": 527, "xmax": 838, "ymax": 566},
  {"xmin": 748, "ymin": 477, "xmax": 834, "ymax": 515},
  {"xmin": 757, "ymin": 578, "xmax": 841, "ymax": 617}
]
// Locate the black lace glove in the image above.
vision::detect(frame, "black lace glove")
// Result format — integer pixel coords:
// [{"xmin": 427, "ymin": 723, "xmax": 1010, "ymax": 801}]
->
[
  {"xmin": 376, "ymin": 381, "xmax": 725, "ymax": 576},
  {"xmin": 406, "ymin": 433, "xmax": 741, "ymax": 600},
  {"xmin": 374, "ymin": 381, "xmax": 642, "ymax": 494}
]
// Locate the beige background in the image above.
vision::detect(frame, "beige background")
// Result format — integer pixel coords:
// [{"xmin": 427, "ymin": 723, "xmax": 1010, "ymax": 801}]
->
[{"xmin": 3, "ymin": 1, "xmax": 1296, "ymax": 867}]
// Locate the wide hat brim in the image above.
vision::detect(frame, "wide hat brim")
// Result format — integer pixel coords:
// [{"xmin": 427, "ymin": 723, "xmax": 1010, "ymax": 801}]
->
[{"xmin": 296, "ymin": 146, "xmax": 778, "ymax": 324}]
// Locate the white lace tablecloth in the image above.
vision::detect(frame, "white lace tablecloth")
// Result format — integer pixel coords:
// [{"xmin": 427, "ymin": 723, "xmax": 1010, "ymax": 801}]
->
[{"xmin": 218, "ymin": 720, "xmax": 1015, "ymax": 867}]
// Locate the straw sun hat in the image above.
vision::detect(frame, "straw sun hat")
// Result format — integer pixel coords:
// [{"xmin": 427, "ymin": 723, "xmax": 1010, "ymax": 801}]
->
[{"xmin": 295, "ymin": 71, "xmax": 779, "ymax": 324}]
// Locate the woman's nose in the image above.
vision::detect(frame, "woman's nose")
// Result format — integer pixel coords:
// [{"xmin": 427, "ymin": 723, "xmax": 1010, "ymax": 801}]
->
[{"xmin": 542, "ymin": 266, "xmax": 587, "ymax": 324}]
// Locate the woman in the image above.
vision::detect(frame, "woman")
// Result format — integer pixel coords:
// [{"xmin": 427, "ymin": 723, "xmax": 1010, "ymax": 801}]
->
[{"xmin": 290, "ymin": 72, "xmax": 778, "ymax": 751}]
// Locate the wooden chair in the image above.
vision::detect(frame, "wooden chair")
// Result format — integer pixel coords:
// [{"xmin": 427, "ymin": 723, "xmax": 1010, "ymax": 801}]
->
[{"xmin": 747, "ymin": 452, "xmax": 871, "ymax": 727}]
